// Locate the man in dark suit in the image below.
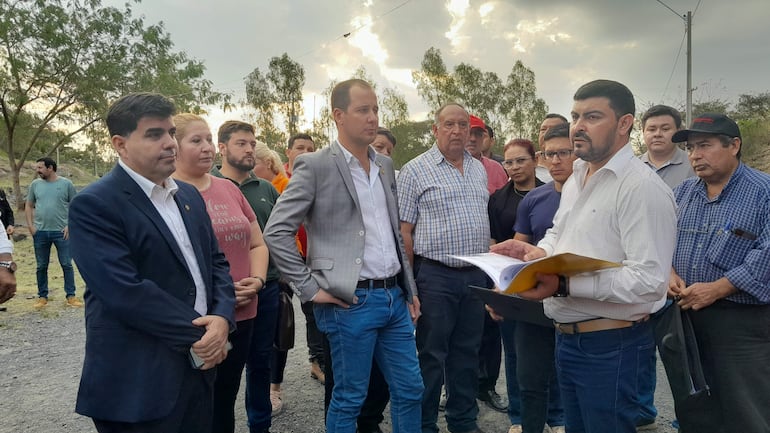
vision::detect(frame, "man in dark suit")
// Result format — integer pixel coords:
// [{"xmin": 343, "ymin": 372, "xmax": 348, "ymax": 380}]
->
[{"xmin": 69, "ymin": 93, "xmax": 235, "ymax": 433}]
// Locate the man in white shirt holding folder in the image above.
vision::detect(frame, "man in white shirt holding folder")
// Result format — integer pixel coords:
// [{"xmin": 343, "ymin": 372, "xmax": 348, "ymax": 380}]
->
[{"xmin": 491, "ymin": 79, "xmax": 676, "ymax": 433}]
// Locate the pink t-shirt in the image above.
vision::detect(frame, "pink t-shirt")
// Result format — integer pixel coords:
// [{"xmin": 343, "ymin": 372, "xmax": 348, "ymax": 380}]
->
[
  {"xmin": 200, "ymin": 176, "xmax": 258, "ymax": 322},
  {"xmin": 481, "ymin": 156, "xmax": 509, "ymax": 194}
]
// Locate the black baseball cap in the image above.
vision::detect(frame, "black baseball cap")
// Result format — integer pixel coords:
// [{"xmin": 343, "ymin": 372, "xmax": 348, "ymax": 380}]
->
[{"xmin": 672, "ymin": 113, "xmax": 741, "ymax": 143}]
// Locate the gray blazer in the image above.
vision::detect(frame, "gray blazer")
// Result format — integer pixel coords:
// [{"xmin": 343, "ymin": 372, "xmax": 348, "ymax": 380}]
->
[{"xmin": 263, "ymin": 141, "xmax": 417, "ymax": 304}]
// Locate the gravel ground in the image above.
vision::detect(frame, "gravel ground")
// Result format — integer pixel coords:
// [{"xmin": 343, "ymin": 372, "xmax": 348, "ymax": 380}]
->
[{"xmin": 0, "ymin": 296, "xmax": 678, "ymax": 433}]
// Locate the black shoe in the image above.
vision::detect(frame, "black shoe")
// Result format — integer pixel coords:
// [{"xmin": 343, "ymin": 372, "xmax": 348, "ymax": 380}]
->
[{"xmin": 477, "ymin": 389, "xmax": 508, "ymax": 412}]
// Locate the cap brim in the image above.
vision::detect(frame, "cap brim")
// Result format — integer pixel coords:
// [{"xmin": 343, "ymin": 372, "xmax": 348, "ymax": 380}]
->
[{"xmin": 671, "ymin": 129, "xmax": 691, "ymax": 143}]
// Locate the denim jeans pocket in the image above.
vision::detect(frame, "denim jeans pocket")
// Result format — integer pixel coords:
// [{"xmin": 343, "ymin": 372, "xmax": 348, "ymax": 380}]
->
[
  {"xmin": 576, "ymin": 332, "xmax": 622, "ymax": 359},
  {"xmin": 333, "ymin": 289, "xmax": 369, "ymax": 313}
]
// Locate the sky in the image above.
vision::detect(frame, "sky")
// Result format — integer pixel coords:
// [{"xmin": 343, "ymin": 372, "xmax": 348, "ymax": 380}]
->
[{"xmin": 104, "ymin": 0, "xmax": 770, "ymax": 138}]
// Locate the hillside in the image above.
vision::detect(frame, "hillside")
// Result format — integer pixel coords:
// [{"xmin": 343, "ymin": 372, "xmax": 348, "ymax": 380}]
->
[{"xmin": 0, "ymin": 155, "xmax": 99, "ymax": 208}]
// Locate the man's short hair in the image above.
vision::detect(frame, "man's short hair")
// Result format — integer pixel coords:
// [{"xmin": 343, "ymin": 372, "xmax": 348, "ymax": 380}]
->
[
  {"xmin": 331, "ymin": 79, "xmax": 373, "ymax": 112},
  {"xmin": 544, "ymin": 113, "xmax": 569, "ymax": 124},
  {"xmin": 433, "ymin": 102, "xmax": 467, "ymax": 125},
  {"xmin": 486, "ymin": 125, "xmax": 494, "ymax": 138},
  {"xmin": 376, "ymin": 127, "xmax": 397, "ymax": 147},
  {"xmin": 543, "ymin": 123, "xmax": 570, "ymax": 142},
  {"xmin": 641, "ymin": 105, "xmax": 682, "ymax": 129},
  {"xmin": 288, "ymin": 133, "xmax": 314, "ymax": 150},
  {"xmin": 36, "ymin": 157, "xmax": 57, "ymax": 172},
  {"xmin": 106, "ymin": 93, "xmax": 176, "ymax": 137},
  {"xmin": 573, "ymin": 80, "xmax": 635, "ymax": 119},
  {"xmin": 218, "ymin": 120, "xmax": 255, "ymax": 145}
]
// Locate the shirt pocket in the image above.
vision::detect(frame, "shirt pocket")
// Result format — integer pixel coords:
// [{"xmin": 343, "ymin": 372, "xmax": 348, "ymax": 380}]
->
[{"xmin": 706, "ymin": 228, "xmax": 755, "ymax": 271}]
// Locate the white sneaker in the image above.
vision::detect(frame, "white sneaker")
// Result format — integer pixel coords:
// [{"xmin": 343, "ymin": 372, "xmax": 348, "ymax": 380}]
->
[
  {"xmin": 270, "ymin": 389, "xmax": 283, "ymax": 417},
  {"xmin": 508, "ymin": 425, "xmax": 523, "ymax": 433},
  {"xmin": 548, "ymin": 426, "xmax": 566, "ymax": 433}
]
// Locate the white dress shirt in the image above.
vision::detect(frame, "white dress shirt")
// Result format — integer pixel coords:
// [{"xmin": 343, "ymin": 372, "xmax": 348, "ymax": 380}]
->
[
  {"xmin": 119, "ymin": 159, "xmax": 208, "ymax": 316},
  {"xmin": 0, "ymin": 223, "xmax": 11, "ymax": 254},
  {"xmin": 538, "ymin": 144, "xmax": 677, "ymax": 322},
  {"xmin": 339, "ymin": 143, "xmax": 401, "ymax": 280}
]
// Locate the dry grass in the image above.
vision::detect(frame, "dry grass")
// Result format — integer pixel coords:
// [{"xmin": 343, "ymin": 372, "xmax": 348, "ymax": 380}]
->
[{"xmin": 3, "ymin": 226, "xmax": 87, "ymax": 316}]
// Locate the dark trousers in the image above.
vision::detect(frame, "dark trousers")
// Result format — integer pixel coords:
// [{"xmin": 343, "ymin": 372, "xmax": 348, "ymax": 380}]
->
[
  {"xmin": 323, "ymin": 333, "xmax": 391, "ymax": 432},
  {"xmin": 478, "ymin": 301, "xmax": 502, "ymax": 393},
  {"xmin": 514, "ymin": 321, "xmax": 563, "ymax": 432},
  {"xmin": 245, "ymin": 281, "xmax": 280, "ymax": 433},
  {"xmin": 302, "ymin": 300, "xmax": 325, "ymax": 365},
  {"xmin": 212, "ymin": 318, "xmax": 254, "ymax": 433},
  {"xmin": 93, "ymin": 367, "xmax": 213, "ymax": 433},
  {"xmin": 415, "ymin": 258, "xmax": 486, "ymax": 433},
  {"xmin": 687, "ymin": 300, "xmax": 770, "ymax": 433}
]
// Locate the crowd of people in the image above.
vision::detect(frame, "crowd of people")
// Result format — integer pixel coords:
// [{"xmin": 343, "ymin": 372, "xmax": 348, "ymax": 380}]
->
[{"xmin": 0, "ymin": 76, "xmax": 767, "ymax": 433}]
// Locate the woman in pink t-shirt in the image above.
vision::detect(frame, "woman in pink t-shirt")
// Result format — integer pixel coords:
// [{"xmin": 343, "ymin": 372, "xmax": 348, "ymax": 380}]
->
[{"xmin": 172, "ymin": 113, "xmax": 269, "ymax": 433}]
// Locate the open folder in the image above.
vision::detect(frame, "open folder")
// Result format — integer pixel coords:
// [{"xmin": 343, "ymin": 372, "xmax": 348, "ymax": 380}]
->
[{"xmin": 450, "ymin": 252, "xmax": 620, "ymax": 294}]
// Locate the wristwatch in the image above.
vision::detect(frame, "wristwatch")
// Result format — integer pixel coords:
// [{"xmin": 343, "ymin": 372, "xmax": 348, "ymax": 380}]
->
[
  {"xmin": 553, "ymin": 275, "xmax": 569, "ymax": 297},
  {"xmin": 0, "ymin": 261, "xmax": 17, "ymax": 273}
]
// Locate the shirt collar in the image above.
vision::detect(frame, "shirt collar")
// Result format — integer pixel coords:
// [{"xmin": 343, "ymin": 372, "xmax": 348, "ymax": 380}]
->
[
  {"xmin": 427, "ymin": 143, "xmax": 473, "ymax": 166},
  {"xmin": 337, "ymin": 140, "xmax": 376, "ymax": 167},
  {"xmin": 574, "ymin": 142, "xmax": 634, "ymax": 177},
  {"xmin": 210, "ymin": 165, "xmax": 261, "ymax": 186},
  {"xmin": 640, "ymin": 147, "xmax": 689, "ymax": 166},
  {"xmin": 119, "ymin": 159, "xmax": 178, "ymax": 199}
]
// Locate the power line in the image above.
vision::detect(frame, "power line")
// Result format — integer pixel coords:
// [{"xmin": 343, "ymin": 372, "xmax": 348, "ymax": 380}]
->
[{"xmin": 662, "ymin": 30, "xmax": 687, "ymax": 101}]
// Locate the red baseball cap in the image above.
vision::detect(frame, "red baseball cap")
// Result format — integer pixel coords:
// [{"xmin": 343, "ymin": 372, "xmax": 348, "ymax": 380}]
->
[{"xmin": 469, "ymin": 115, "xmax": 486, "ymax": 131}]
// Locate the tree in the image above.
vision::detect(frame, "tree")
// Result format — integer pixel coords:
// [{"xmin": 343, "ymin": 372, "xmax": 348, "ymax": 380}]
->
[
  {"xmin": 412, "ymin": 48, "xmax": 547, "ymax": 150},
  {"xmin": 0, "ymin": 0, "xmax": 227, "ymax": 206},
  {"xmin": 244, "ymin": 52, "xmax": 305, "ymax": 144},
  {"xmin": 390, "ymin": 120, "xmax": 434, "ymax": 169},
  {"xmin": 309, "ymin": 66, "xmax": 411, "ymax": 146},
  {"xmin": 501, "ymin": 61, "xmax": 548, "ymax": 142}
]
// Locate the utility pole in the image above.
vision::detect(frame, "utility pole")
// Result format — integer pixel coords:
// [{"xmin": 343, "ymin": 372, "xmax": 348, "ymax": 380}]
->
[
  {"xmin": 685, "ymin": 10, "xmax": 693, "ymax": 125},
  {"xmin": 656, "ymin": 1, "xmax": 694, "ymax": 124}
]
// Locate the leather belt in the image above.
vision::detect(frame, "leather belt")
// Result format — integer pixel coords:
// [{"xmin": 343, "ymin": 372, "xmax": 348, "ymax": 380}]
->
[
  {"xmin": 554, "ymin": 315, "xmax": 650, "ymax": 335},
  {"xmin": 356, "ymin": 276, "xmax": 398, "ymax": 289}
]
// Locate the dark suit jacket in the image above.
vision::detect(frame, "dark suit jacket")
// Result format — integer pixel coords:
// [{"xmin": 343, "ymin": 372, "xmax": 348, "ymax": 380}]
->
[{"xmin": 69, "ymin": 164, "xmax": 235, "ymax": 423}]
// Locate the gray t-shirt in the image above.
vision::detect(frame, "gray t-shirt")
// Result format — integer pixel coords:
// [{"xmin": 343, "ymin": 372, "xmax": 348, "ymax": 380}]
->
[{"xmin": 27, "ymin": 177, "xmax": 77, "ymax": 230}]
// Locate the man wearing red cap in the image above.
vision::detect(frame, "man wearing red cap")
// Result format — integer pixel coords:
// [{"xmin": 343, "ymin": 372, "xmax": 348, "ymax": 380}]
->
[
  {"xmin": 468, "ymin": 114, "xmax": 509, "ymax": 414},
  {"xmin": 468, "ymin": 115, "xmax": 508, "ymax": 194},
  {"xmin": 669, "ymin": 113, "xmax": 770, "ymax": 432}
]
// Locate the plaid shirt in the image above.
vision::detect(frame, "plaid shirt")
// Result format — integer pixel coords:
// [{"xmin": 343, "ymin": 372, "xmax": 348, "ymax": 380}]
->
[
  {"xmin": 398, "ymin": 145, "xmax": 489, "ymax": 268},
  {"xmin": 673, "ymin": 163, "xmax": 770, "ymax": 304}
]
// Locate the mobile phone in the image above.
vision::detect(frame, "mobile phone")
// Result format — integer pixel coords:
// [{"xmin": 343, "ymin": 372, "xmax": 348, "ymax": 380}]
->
[{"xmin": 189, "ymin": 342, "xmax": 233, "ymax": 369}]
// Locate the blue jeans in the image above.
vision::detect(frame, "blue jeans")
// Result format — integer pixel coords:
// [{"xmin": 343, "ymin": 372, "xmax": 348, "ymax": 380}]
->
[
  {"xmin": 414, "ymin": 259, "xmax": 486, "ymax": 433},
  {"xmin": 314, "ymin": 286, "xmax": 423, "ymax": 433},
  {"xmin": 245, "ymin": 280, "xmax": 280, "ymax": 433},
  {"xmin": 33, "ymin": 230, "xmax": 76, "ymax": 298},
  {"xmin": 556, "ymin": 320, "xmax": 654, "ymax": 433}
]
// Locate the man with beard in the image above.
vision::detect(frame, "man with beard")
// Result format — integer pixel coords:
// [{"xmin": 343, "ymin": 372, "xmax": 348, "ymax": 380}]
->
[
  {"xmin": 211, "ymin": 121, "xmax": 280, "ymax": 433},
  {"xmin": 26, "ymin": 157, "xmax": 81, "ymax": 308},
  {"xmin": 491, "ymin": 80, "xmax": 676, "ymax": 433}
]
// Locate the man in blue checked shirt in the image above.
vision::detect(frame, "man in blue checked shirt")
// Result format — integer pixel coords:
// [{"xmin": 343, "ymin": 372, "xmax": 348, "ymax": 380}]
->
[
  {"xmin": 398, "ymin": 102, "xmax": 490, "ymax": 433},
  {"xmin": 670, "ymin": 113, "xmax": 770, "ymax": 433}
]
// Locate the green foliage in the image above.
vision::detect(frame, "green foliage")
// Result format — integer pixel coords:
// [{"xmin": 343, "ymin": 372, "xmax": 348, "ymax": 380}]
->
[
  {"xmin": 411, "ymin": 48, "xmax": 548, "ymax": 151},
  {"xmin": 0, "ymin": 0, "xmax": 228, "ymax": 205},
  {"xmin": 390, "ymin": 120, "xmax": 434, "ymax": 169},
  {"xmin": 244, "ymin": 52, "xmax": 305, "ymax": 142}
]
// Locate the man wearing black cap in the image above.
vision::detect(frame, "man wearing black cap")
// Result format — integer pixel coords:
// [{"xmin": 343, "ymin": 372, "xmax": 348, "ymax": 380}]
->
[{"xmin": 669, "ymin": 113, "xmax": 770, "ymax": 432}]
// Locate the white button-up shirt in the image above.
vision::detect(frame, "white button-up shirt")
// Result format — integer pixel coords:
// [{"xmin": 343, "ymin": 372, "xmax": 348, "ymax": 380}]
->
[
  {"xmin": 538, "ymin": 144, "xmax": 677, "ymax": 323},
  {"xmin": 119, "ymin": 159, "xmax": 208, "ymax": 316},
  {"xmin": 338, "ymin": 143, "xmax": 401, "ymax": 280}
]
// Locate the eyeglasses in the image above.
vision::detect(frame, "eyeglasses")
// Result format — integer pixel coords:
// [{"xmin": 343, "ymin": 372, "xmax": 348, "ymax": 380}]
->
[
  {"xmin": 543, "ymin": 149, "xmax": 574, "ymax": 160},
  {"xmin": 503, "ymin": 157, "xmax": 533, "ymax": 168}
]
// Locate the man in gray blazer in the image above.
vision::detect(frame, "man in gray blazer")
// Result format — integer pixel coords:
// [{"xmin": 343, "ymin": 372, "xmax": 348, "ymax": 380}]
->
[{"xmin": 264, "ymin": 79, "xmax": 424, "ymax": 433}]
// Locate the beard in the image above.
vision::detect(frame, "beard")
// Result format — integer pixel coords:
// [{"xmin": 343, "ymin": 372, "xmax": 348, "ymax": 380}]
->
[{"xmin": 227, "ymin": 154, "xmax": 255, "ymax": 172}]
